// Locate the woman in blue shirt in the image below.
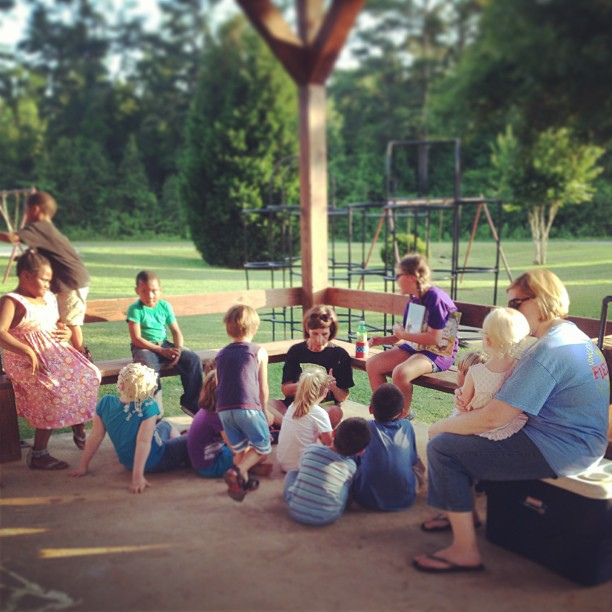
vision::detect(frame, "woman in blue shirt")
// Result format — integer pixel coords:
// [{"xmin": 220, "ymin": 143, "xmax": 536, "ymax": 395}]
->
[{"xmin": 413, "ymin": 269, "xmax": 609, "ymax": 574}]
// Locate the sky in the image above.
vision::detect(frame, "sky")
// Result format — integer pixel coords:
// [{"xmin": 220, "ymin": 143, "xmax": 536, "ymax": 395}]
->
[
  {"xmin": 0, "ymin": 0, "xmax": 358, "ymax": 67},
  {"xmin": 0, "ymin": 0, "xmax": 234, "ymax": 50}
]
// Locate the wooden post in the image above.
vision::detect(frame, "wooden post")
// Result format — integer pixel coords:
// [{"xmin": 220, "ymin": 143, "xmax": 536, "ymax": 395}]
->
[
  {"xmin": 299, "ymin": 83, "xmax": 329, "ymax": 308},
  {"xmin": 237, "ymin": 0, "xmax": 364, "ymax": 311}
]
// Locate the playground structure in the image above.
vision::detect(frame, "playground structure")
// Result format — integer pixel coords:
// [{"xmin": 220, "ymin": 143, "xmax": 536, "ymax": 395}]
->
[
  {"xmin": 0, "ymin": 188, "xmax": 34, "ymax": 284},
  {"xmin": 241, "ymin": 139, "xmax": 511, "ymax": 341}
]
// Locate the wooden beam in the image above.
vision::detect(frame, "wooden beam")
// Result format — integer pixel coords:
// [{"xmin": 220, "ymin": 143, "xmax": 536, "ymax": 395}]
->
[
  {"xmin": 84, "ymin": 288, "xmax": 304, "ymax": 323},
  {"xmin": 308, "ymin": 0, "xmax": 365, "ymax": 84},
  {"xmin": 299, "ymin": 83, "xmax": 328, "ymax": 309},
  {"xmin": 236, "ymin": 0, "xmax": 307, "ymax": 83}
]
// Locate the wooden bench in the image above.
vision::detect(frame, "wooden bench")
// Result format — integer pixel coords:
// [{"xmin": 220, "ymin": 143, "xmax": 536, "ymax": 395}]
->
[
  {"xmin": 0, "ymin": 288, "xmax": 304, "ymax": 463},
  {"xmin": 2, "ymin": 287, "xmax": 610, "ymax": 463}
]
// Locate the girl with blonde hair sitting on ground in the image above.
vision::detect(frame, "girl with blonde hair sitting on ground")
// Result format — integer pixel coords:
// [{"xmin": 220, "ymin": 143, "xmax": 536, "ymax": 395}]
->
[
  {"xmin": 276, "ymin": 368, "xmax": 335, "ymax": 472},
  {"xmin": 70, "ymin": 362, "xmax": 190, "ymax": 494}
]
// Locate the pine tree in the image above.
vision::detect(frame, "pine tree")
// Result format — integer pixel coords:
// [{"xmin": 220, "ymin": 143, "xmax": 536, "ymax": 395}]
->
[{"xmin": 179, "ymin": 16, "xmax": 298, "ymax": 267}]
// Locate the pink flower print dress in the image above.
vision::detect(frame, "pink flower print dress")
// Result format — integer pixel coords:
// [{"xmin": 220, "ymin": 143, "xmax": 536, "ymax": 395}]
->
[
  {"xmin": 2, "ymin": 292, "xmax": 100, "ymax": 429},
  {"xmin": 466, "ymin": 362, "xmax": 527, "ymax": 441}
]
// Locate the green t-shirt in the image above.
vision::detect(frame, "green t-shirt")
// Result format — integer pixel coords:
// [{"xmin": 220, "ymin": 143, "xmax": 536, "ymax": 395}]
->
[{"xmin": 126, "ymin": 300, "xmax": 176, "ymax": 343}]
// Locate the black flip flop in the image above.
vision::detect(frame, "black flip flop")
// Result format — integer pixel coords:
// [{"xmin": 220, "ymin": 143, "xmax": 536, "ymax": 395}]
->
[{"xmin": 413, "ymin": 554, "xmax": 485, "ymax": 574}]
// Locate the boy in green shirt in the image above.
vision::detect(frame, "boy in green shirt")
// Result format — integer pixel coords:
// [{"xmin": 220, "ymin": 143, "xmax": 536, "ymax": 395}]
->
[{"xmin": 126, "ymin": 270, "xmax": 203, "ymax": 417}]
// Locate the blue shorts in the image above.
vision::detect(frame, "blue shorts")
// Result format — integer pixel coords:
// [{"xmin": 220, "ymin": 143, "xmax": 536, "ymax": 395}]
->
[
  {"xmin": 218, "ymin": 409, "xmax": 272, "ymax": 455},
  {"xmin": 195, "ymin": 444, "xmax": 234, "ymax": 478}
]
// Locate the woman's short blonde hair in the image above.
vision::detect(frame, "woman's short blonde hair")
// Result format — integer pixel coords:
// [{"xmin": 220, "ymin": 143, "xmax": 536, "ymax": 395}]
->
[
  {"xmin": 482, "ymin": 307, "xmax": 531, "ymax": 359},
  {"xmin": 117, "ymin": 362, "xmax": 158, "ymax": 404},
  {"xmin": 509, "ymin": 269, "xmax": 570, "ymax": 321},
  {"xmin": 224, "ymin": 304, "xmax": 260, "ymax": 339},
  {"xmin": 397, "ymin": 254, "xmax": 431, "ymax": 292},
  {"xmin": 302, "ymin": 305, "xmax": 339, "ymax": 340},
  {"xmin": 293, "ymin": 368, "xmax": 331, "ymax": 419}
]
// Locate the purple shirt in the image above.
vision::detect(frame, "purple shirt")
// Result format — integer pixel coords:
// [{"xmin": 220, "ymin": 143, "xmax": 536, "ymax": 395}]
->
[
  {"xmin": 187, "ymin": 409, "xmax": 225, "ymax": 471},
  {"xmin": 215, "ymin": 341, "xmax": 262, "ymax": 412},
  {"xmin": 400, "ymin": 285, "xmax": 458, "ymax": 371}
]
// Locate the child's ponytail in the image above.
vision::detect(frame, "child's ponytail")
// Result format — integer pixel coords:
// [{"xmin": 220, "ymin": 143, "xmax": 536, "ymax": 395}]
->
[
  {"xmin": 293, "ymin": 368, "xmax": 330, "ymax": 418},
  {"xmin": 199, "ymin": 368, "xmax": 218, "ymax": 413}
]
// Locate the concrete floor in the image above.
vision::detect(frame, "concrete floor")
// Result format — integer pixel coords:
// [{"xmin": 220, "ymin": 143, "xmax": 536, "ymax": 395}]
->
[{"xmin": 1, "ymin": 404, "xmax": 611, "ymax": 611}]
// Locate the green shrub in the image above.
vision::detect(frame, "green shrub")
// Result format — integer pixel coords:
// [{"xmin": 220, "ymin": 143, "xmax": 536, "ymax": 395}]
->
[{"xmin": 380, "ymin": 233, "xmax": 428, "ymax": 268}]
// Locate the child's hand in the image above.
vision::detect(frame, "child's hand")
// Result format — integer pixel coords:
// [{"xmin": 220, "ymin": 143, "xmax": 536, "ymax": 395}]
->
[
  {"xmin": 392, "ymin": 323, "xmax": 406, "ymax": 339},
  {"xmin": 129, "ymin": 476, "xmax": 151, "ymax": 494},
  {"xmin": 168, "ymin": 347, "xmax": 181, "ymax": 367},
  {"xmin": 160, "ymin": 346, "xmax": 180, "ymax": 365},
  {"xmin": 69, "ymin": 467, "xmax": 88, "ymax": 478},
  {"xmin": 51, "ymin": 322, "xmax": 71, "ymax": 343},
  {"xmin": 25, "ymin": 348, "xmax": 40, "ymax": 375},
  {"xmin": 368, "ymin": 336, "xmax": 383, "ymax": 347},
  {"xmin": 327, "ymin": 368, "xmax": 337, "ymax": 392},
  {"xmin": 454, "ymin": 388, "xmax": 469, "ymax": 412}
]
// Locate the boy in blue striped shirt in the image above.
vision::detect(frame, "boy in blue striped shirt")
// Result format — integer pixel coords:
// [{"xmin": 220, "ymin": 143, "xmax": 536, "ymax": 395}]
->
[{"xmin": 283, "ymin": 417, "xmax": 371, "ymax": 526}]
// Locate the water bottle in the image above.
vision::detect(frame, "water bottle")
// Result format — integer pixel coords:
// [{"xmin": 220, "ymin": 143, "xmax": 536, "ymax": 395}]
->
[{"xmin": 355, "ymin": 320, "xmax": 368, "ymax": 358}]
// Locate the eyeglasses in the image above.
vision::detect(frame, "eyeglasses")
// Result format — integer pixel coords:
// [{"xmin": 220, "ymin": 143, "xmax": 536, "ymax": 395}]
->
[
  {"xmin": 508, "ymin": 297, "xmax": 532, "ymax": 310},
  {"xmin": 395, "ymin": 273, "xmax": 407, "ymax": 281}
]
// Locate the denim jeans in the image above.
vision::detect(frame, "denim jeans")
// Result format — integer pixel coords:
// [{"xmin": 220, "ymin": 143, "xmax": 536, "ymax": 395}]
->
[
  {"xmin": 131, "ymin": 342, "xmax": 203, "ymax": 414},
  {"xmin": 147, "ymin": 423, "xmax": 190, "ymax": 472},
  {"xmin": 427, "ymin": 431, "xmax": 556, "ymax": 513}
]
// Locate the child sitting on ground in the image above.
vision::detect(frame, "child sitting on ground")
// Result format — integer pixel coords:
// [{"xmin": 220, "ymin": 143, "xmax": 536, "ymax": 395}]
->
[
  {"xmin": 276, "ymin": 368, "xmax": 334, "ymax": 472},
  {"xmin": 216, "ymin": 304, "xmax": 274, "ymax": 502},
  {"xmin": 70, "ymin": 362, "xmax": 190, "ymax": 494},
  {"xmin": 421, "ymin": 308, "xmax": 530, "ymax": 532},
  {"xmin": 188, "ymin": 366, "xmax": 274, "ymax": 479},
  {"xmin": 352, "ymin": 383, "xmax": 419, "ymax": 512},
  {"xmin": 284, "ymin": 417, "xmax": 371, "ymax": 526},
  {"xmin": 126, "ymin": 270, "xmax": 203, "ymax": 417},
  {"xmin": 187, "ymin": 368, "xmax": 234, "ymax": 478}
]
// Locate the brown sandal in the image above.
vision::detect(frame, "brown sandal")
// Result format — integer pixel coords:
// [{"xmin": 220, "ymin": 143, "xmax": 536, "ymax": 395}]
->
[{"xmin": 27, "ymin": 449, "xmax": 69, "ymax": 470}]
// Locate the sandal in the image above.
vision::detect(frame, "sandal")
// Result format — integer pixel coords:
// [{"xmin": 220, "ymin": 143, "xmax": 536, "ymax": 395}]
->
[
  {"xmin": 72, "ymin": 425, "xmax": 86, "ymax": 450},
  {"xmin": 420, "ymin": 513, "xmax": 482, "ymax": 533},
  {"xmin": 224, "ymin": 466, "xmax": 246, "ymax": 501},
  {"xmin": 73, "ymin": 433, "xmax": 86, "ymax": 450},
  {"xmin": 26, "ymin": 449, "xmax": 69, "ymax": 470},
  {"xmin": 223, "ymin": 467, "xmax": 259, "ymax": 502},
  {"xmin": 413, "ymin": 553, "xmax": 485, "ymax": 574}
]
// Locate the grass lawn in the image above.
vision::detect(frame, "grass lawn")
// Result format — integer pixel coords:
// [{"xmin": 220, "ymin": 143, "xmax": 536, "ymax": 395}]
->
[{"xmin": 4, "ymin": 238, "xmax": 611, "ymax": 439}]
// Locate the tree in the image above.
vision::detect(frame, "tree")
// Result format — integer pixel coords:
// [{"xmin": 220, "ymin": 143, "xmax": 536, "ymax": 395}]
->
[
  {"xmin": 433, "ymin": 0, "xmax": 612, "ymax": 143},
  {"xmin": 35, "ymin": 135, "xmax": 114, "ymax": 234},
  {"xmin": 109, "ymin": 135, "xmax": 160, "ymax": 237},
  {"xmin": 179, "ymin": 16, "xmax": 298, "ymax": 267},
  {"xmin": 491, "ymin": 126, "xmax": 605, "ymax": 264},
  {"xmin": 329, "ymin": 0, "xmax": 482, "ymax": 203}
]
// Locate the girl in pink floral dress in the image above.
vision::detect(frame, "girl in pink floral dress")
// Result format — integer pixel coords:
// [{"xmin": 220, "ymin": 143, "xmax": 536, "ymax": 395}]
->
[{"xmin": 0, "ymin": 250, "xmax": 100, "ymax": 469}]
